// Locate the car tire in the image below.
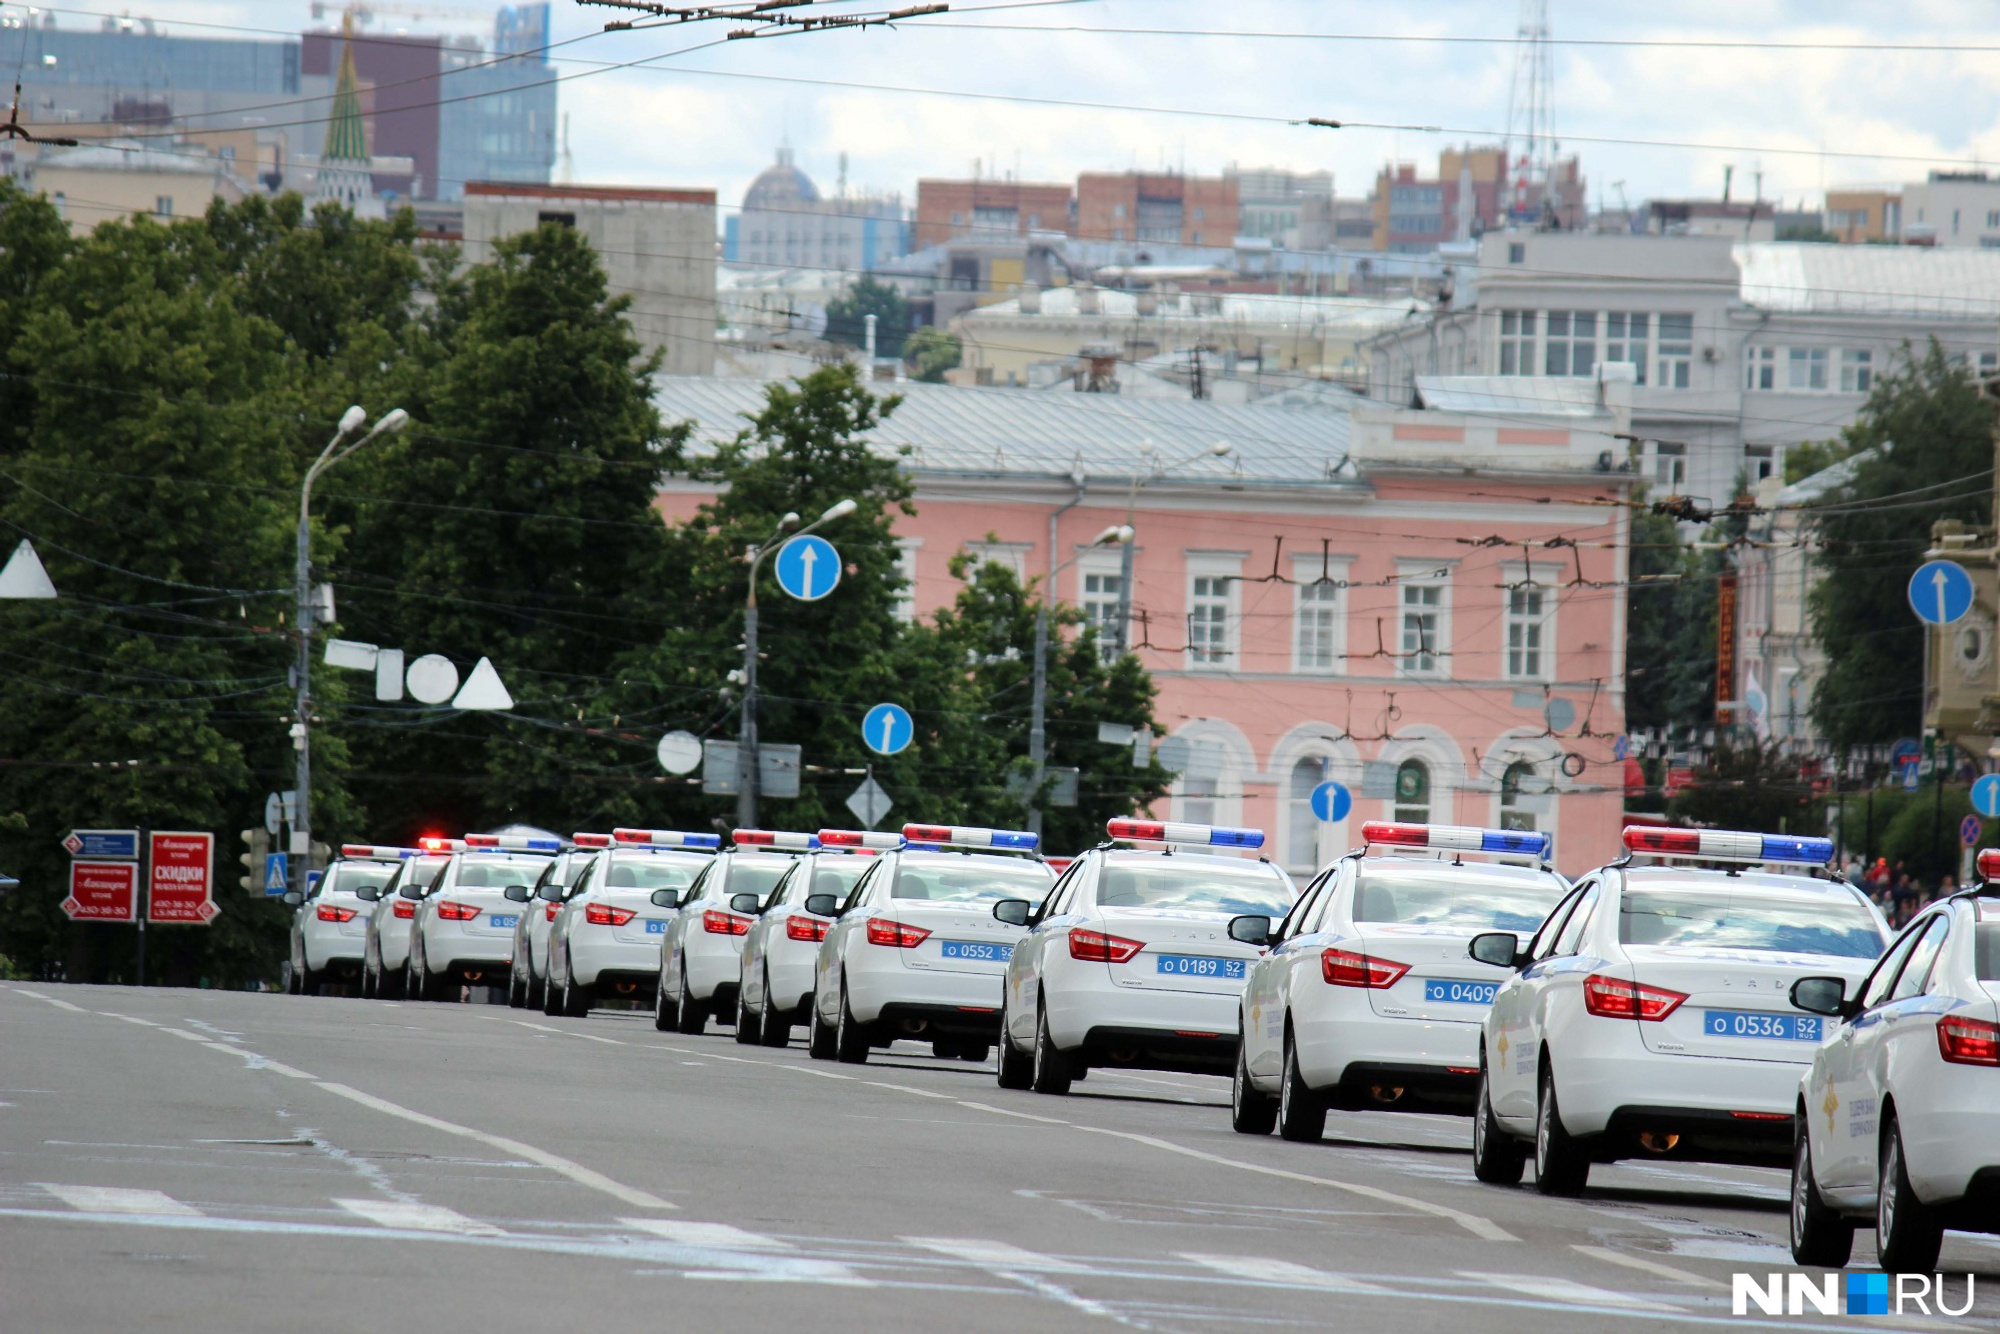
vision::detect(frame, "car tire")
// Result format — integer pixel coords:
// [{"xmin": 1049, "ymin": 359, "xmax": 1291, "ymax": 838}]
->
[
  {"xmin": 959, "ymin": 1044, "xmax": 990, "ymax": 1064},
  {"xmin": 1277, "ymin": 1028, "xmax": 1327, "ymax": 1143},
  {"xmin": 528, "ymin": 971, "xmax": 545, "ymax": 1010},
  {"xmin": 508, "ymin": 965, "xmax": 527, "ymax": 1009},
  {"xmin": 299, "ymin": 957, "xmax": 323, "ymax": 997},
  {"xmin": 653, "ymin": 971, "xmax": 675, "ymax": 1031},
  {"xmin": 1030, "ymin": 1000, "xmax": 1072, "ymax": 1095},
  {"xmin": 1533, "ymin": 1064, "xmax": 1589, "ymax": 1197},
  {"xmin": 735, "ymin": 986, "xmax": 762, "ymax": 1045},
  {"xmin": 1790, "ymin": 1128, "xmax": 1855, "ymax": 1267},
  {"xmin": 359, "ymin": 963, "xmax": 374, "ymax": 1000},
  {"xmin": 835, "ymin": 983, "xmax": 870, "ymax": 1065},
  {"xmin": 1232, "ymin": 1037, "xmax": 1278, "ymax": 1136},
  {"xmin": 1471, "ymin": 1064, "xmax": 1526, "ymax": 1186},
  {"xmin": 674, "ymin": 956, "xmax": 707, "ymax": 1035},
  {"xmin": 541, "ymin": 959, "xmax": 564, "ymax": 1016},
  {"xmin": 931, "ymin": 1038, "xmax": 963, "ymax": 1060},
  {"xmin": 996, "ymin": 997, "xmax": 1033, "ymax": 1089},
  {"xmin": 560, "ymin": 960, "xmax": 592, "ymax": 1018},
  {"xmin": 1876, "ymin": 1112, "xmax": 1943, "ymax": 1274},
  {"xmin": 808, "ymin": 991, "xmax": 838, "ymax": 1060},
  {"xmin": 758, "ymin": 966, "xmax": 791, "ymax": 1048}
]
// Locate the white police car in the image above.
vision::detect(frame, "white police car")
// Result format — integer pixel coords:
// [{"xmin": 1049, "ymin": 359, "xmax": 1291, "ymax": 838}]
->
[
  {"xmin": 809, "ymin": 824, "xmax": 1053, "ymax": 1065},
  {"xmin": 405, "ymin": 833, "xmax": 560, "ymax": 1002},
  {"xmin": 996, "ymin": 819, "xmax": 1297, "ymax": 1094},
  {"xmin": 289, "ymin": 845, "xmax": 418, "ymax": 995},
  {"xmin": 1234, "ymin": 822, "xmax": 1568, "ymax": 1140},
  {"xmin": 361, "ymin": 842, "xmax": 457, "ymax": 999},
  {"xmin": 1789, "ymin": 854, "xmax": 2000, "ymax": 1273},
  {"xmin": 656, "ymin": 831, "xmax": 815, "ymax": 1034},
  {"xmin": 1471, "ymin": 826, "xmax": 1889, "ymax": 1196},
  {"xmin": 546, "ymin": 828, "xmax": 717, "ymax": 1017},
  {"xmin": 508, "ymin": 842, "xmax": 598, "ymax": 1010},
  {"xmin": 735, "ymin": 830, "xmax": 889, "ymax": 1048}
]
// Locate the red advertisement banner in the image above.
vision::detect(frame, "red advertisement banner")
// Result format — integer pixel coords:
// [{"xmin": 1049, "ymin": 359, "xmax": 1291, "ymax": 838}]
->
[
  {"xmin": 65, "ymin": 861, "xmax": 138, "ymax": 922},
  {"xmin": 148, "ymin": 831, "xmax": 218, "ymax": 925}
]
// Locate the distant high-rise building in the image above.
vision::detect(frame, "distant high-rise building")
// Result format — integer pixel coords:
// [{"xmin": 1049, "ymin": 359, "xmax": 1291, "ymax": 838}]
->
[
  {"xmin": 914, "ymin": 178, "xmax": 1074, "ymax": 250},
  {"xmin": 1076, "ymin": 172, "xmax": 1237, "ymax": 248},
  {"xmin": 1372, "ymin": 148, "xmax": 1581, "ymax": 252},
  {"xmin": 1227, "ymin": 166, "xmax": 1333, "ymax": 249},
  {"xmin": 724, "ymin": 148, "xmax": 907, "ymax": 272}
]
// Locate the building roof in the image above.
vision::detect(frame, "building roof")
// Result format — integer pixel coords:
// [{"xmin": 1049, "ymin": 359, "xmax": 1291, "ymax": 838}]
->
[
  {"xmin": 464, "ymin": 182, "xmax": 715, "ymax": 205},
  {"xmin": 743, "ymin": 148, "xmax": 819, "ymax": 211},
  {"xmin": 322, "ymin": 20, "xmax": 368, "ymax": 165},
  {"xmin": 1735, "ymin": 242, "xmax": 2000, "ymax": 319},
  {"xmin": 1414, "ymin": 375, "xmax": 1610, "ymax": 417},
  {"xmin": 37, "ymin": 139, "xmax": 222, "ymax": 175},
  {"xmin": 652, "ymin": 375, "xmax": 1357, "ymax": 487},
  {"xmin": 964, "ymin": 285, "xmax": 1424, "ymax": 334}
]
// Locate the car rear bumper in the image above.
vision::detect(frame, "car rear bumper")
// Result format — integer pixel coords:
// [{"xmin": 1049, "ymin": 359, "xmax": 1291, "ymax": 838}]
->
[
  {"xmin": 1294, "ymin": 1000, "xmax": 1483, "ymax": 1098},
  {"xmin": 764, "ymin": 938, "xmax": 820, "ymax": 1016},
  {"xmin": 682, "ymin": 930, "xmax": 743, "ymax": 1002},
  {"xmin": 569, "ymin": 934, "xmax": 662, "ymax": 987},
  {"xmin": 876, "ymin": 1002, "xmax": 1003, "ymax": 1042},
  {"xmin": 849, "ymin": 952, "xmax": 1004, "ymax": 1022},
  {"xmin": 1551, "ymin": 1029, "xmax": 1808, "ymax": 1156},
  {"xmin": 303, "ymin": 927, "xmax": 368, "ymax": 971},
  {"xmin": 1046, "ymin": 973, "xmax": 1240, "ymax": 1071}
]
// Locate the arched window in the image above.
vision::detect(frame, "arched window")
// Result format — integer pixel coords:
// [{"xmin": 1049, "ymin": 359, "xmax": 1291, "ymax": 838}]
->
[
  {"xmin": 1500, "ymin": 761, "xmax": 1538, "ymax": 832},
  {"xmin": 1179, "ymin": 776, "xmax": 1218, "ymax": 826},
  {"xmin": 1288, "ymin": 757, "xmax": 1326, "ymax": 870},
  {"xmin": 1394, "ymin": 759, "xmax": 1430, "ymax": 824}
]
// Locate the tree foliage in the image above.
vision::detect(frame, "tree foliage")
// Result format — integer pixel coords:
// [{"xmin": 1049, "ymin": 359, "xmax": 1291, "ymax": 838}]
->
[
  {"xmin": 904, "ymin": 326, "xmax": 962, "ymax": 383},
  {"xmin": 824, "ymin": 276, "xmax": 910, "ymax": 358}
]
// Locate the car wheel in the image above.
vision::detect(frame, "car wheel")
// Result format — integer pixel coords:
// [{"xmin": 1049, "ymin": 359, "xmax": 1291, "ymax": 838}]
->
[
  {"xmin": 1030, "ymin": 1000, "xmax": 1072, "ymax": 1095},
  {"xmin": 835, "ymin": 982, "xmax": 870, "ymax": 1065},
  {"xmin": 931, "ymin": 1038, "xmax": 963, "ymax": 1060},
  {"xmin": 674, "ymin": 955, "xmax": 707, "ymax": 1035},
  {"xmin": 541, "ymin": 958, "xmax": 564, "ymax": 1015},
  {"xmin": 996, "ymin": 995, "xmax": 1033, "ymax": 1089},
  {"xmin": 1790, "ymin": 1127, "xmax": 1855, "ymax": 1267},
  {"xmin": 1277, "ymin": 1027, "xmax": 1327, "ymax": 1143},
  {"xmin": 1471, "ymin": 1063, "xmax": 1526, "ymax": 1186},
  {"xmin": 959, "ymin": 1044, "xmax": 990, "ymax": 1064},
  {"xmin": 528, "ymin": 969, "xmax": 546, "ymax": 1010},
  {"xmin": 560, "ymin": 959, "xmax": 592, "ymax": 1018},
  {"xmin": 758, "ymin": 966, "xmax": 791, "ymax": 1048},
  {"xmin": 1876, "ymin": 1112, "xmax": 1943, "ymax": 1273},
  {"xmin": 1231, "ymin": 1036, "xmax": 1278, "ymax": 1136},
  {"xmin": 652, "ymin": 968, "xmax": 675, "ymax": 1031},
  {"xmin": 359, "ymin": 963, "xmax": 373, "ymax": 1000},
  {"xmin": 808, "ymin": 990, "xmax": 837, "ymax": 1060},
  {"xmin": 1533, "ymin": 1064, "xmax": 1589, "ymax": 1197},
  {"xmin": 508, "ymin": 963, "xmax": 527, "ymax": 1009},
  {"xmin": 735, "ymin": 985, "xmax": 763, "ymax": 1045}
]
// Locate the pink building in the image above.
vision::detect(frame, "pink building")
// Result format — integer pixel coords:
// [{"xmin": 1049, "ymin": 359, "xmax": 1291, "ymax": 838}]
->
[{"xmin": 653, "ymin": 375, "xmax": 1636, "ymax": 877}]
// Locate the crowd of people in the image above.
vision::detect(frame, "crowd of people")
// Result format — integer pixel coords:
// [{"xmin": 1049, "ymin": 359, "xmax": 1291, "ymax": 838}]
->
[{"xmin": 1844, "ymin": 856, "xmax": 1959, "ymax": 928}]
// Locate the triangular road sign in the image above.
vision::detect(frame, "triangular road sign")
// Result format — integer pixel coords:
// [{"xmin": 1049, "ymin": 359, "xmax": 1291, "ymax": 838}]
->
[
  {"xmin": 452, "ymin": 657, "xmax": 514, "ymax": 711},
  {"xmin": 0, "ymin": 540, "xmax": 57, "ymax": 599}
]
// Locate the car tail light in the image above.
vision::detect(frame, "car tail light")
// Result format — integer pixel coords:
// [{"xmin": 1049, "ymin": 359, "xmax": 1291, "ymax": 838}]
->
[
  {"xmin": 315, "ymin": 904, "xmax": 358, "ymax": 922},
  {"xmin": 1730, "ymin": 1111, "xmax": 1791, "ymax": 1121},
  {"xmin": 1069, "ymin": 928, "xmax": 1144, "ymax": 963},
  {"xmin": 787, "ymin": 915, "xmax": 830, "ymax": 942},
  {"xmin": 585, "ymin": 903, "xmax": 636, "ymax": 927},
  {"xmin": 1583, "ymin": 973, "xmax": 1688, "ymax": 1021},
  {"xmin": 1320, "ymin": 948, "xmax": 1410, "ymax": 988},
  {"xmin": 392, "ymin": 899, "xmax": 416, "ymax": 919},
  {"xmin": 1937, "ymin": 1014, "xmax": 2000, "ymax": 1066},
  {"xmin": 865, "ymin": 918, "xmax": 932, "ymax": 948},
  {"xmin": 544, "ymin": 903, "xmax": 559, "ymax": 921},
  {"xmin": 702, "ymin": 909, "xmax": 751, "ymax": 936},
  {"xmin": 436, "ymin": 901, "xmax": 481, "ymax": 921}
]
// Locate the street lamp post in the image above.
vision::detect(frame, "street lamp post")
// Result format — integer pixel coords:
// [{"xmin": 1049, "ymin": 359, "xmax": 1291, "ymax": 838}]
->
[
  {"xmin": 1110, "ymin": 440, "xmax": 1232, "ymax": 657},
  {"xmin": 1025, "ymin": 522, "xmax": 1133, "ymax": 836},
  {"xmin": 736, "ymin": 498, "xmax": 857, "ymax": 828},
  {"xmin": 294, "ymin": 405, "xmax": 408, "ymax": 894}
]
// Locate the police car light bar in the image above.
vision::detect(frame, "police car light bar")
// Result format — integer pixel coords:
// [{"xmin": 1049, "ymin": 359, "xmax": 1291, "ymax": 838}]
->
[
  {"xmin": 340, "ymin": 844, "xmax": 419, "ymax": 860},
  {"xmin": 1978, "ymin": 849, "xmax": 2000, "ymax": 883},
  {"xmin": 612, "ymin": 828, "xmax": 724, "ymax": 850},
  {"xmin": 819, "ymin": 829, "xmax": 907, "ymax": 851},
  {"xmin": 1622, "ymin": 826, "xmax": 1834, "ymax": 866},
  {"xmin": 732, "ymin": 829, "xmax": 821, "ymax": 851},
  {"xmin": 1105, "ymin": 819, "xmax": 1264, "ymax": 850},
  {"xmin": 1361, "ymin": 821, "xmax": 1552, "ymax": 860},
  {"xmin": 417, "ymin": 837, "xmax": 465, "ymax": 854},
  {"xmin": 463, "ymin": 833, "xmax": 562, "ymax": 853},
  {"xmin": 901, "ymin": 824, "xmax": 1040, "ymax": 852},
  {"xmin": 571, "ymin": 833, "xmax": 614, "ymax": 848}
]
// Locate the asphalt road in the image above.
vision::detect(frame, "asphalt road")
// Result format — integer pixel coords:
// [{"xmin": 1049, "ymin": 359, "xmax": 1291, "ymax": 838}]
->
[{"xmin": 3, "ymin": 984, "xmax": 1994, "ymax": 1332}]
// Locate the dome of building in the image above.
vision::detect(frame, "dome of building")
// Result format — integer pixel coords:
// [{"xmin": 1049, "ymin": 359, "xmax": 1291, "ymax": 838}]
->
[{"xmin": 744, "ymin": 146, "xmax": 820, "ymax": 211}]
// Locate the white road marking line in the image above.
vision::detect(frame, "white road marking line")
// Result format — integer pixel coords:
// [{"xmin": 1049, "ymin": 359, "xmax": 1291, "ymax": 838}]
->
[
  {"xmin": 508, "ymin": 1020, "xmax": 565, "ymax": 1034},
  {"xmin": 1460, "ymin": 1270, "xmax": 1669, "ymax": 1310},
  {"xmin": 12, "ymin": 989, "xmax": 87, "ymax": 1013},
  {"xmin": 97, "ymin": 1012, "xmax": 158, "ymax": 1027},
  {"xmin": 622, "ymin": 1219, "xmax": 796, "ymax": 1251},
  {"xmin": 335, "ymin": 1198, "xmax": 504, "ymax": 1236},
  {"xmin": 1571, "ymin": 1245, "xmax": 1723, "ymax": 1288},
  {"xmin": 1179, "ymin": 1253, "xmax": 1389, "ymax": 1293},
  {"xmin": 864, "ymin": 1081, "xmax": 953, "ymax": 1100},
  {"xmin": 501, "ymin": 1018, "xmax": 621, "ymax": 1045},
  {"xmin": 38, "ymin": 1185, "xmax": 202, "ymax": 1217},
  {"xmin": 574, "ymin": 1033, "xmax": 624, "ymax": 1045},
  {"xmin": 260, "ymin": 1061, "xmax": 319, "ymax": 1080},
  {"xmin": 310, "ymin": 1081, "xmax": 676, "ymax": 1212},
  {"xmin": 903, "ymin": 1237, "xmax": 1090, "ymax": 1273},
  {"xmin": 159, "ymin": 1029, "xmax": 211, "ymax": 1042},
  {"xmin": 954, "ymin": 1099, "xmax": 1071, "ymax": 1125}
]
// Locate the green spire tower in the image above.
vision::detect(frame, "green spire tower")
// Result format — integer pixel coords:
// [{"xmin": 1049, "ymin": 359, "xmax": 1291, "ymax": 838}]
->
[{"xmin": 314, "ymin": 11, "xmax": 380, "ymax": 214}]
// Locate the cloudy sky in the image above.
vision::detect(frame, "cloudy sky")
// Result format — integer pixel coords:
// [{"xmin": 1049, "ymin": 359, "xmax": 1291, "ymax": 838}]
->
[{"xmin": 29, "ymin": 1, "xmax": 2000, "ymax": 216}]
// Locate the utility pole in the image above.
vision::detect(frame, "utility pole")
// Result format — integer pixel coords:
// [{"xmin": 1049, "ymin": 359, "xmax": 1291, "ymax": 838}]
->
[
  {"xmin": 1109, "ymin": 441, "xmax": 1233, "ymax": 657},
  {"xmin": 1027, "ymin": 518, "xmax": 1132, "ymax": 836}
]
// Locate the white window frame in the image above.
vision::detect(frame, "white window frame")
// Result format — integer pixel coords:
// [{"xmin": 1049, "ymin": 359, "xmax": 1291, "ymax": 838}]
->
[
  {"xmin": 1498, "ymin": 310, "xmax": 1536, "ymax": 376},
  {"xmin": 1655, "ymin": 314, "xmax": 1693, "ymax": 387},
  {"xmin": 1839, "ymin": 348, "xmax": 1873, "ymax": 394},
  {"xmin": 1184, "ymin": 552, "xmax": 1245, "ymax": 672},
  {"xmin": 1746, "ymin": 345, "xmax": 1777, "ymax": 391},
  {"xmin": 892, "ymin": 538, "xmax": 921, "ymax": 624},
  {"xmin": 1604, "ymin": 312, "xmax": 1649, "ymax": 384},
  {"xmin": 1395, "ymin": 560, "xmax": 1453, "ymax": 679},
  {"xmin": 1543, "ymin": 310, "xmax": 1597, "ymax": 378},
  {"xmin": 1290, "ymin": 552, "xmax": 1350, "ymax": 674},
  {"xmin": 1788, "ymin": 346, "xmax": 1829, "ymax": 391},
  {"xmin": 1502, "ymin": 566, "xmax": 1561, "ymax": 682},
  {"xmin": 961, "ymin": 542, "xmax": 1031, "ymax": 581},
  {"xmin": 1075, "ymin": 550, "xmax": 1126, "ymax": 659}
]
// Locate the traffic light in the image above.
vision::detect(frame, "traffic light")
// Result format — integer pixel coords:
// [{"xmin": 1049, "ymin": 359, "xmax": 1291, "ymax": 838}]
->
[
  {"xmin": 310, "ymin": 842, "xmax": 331, "ymax": 872},
  {"xmin": 238, "ymin": 828, "xmax": 271, "ymax": 894}
]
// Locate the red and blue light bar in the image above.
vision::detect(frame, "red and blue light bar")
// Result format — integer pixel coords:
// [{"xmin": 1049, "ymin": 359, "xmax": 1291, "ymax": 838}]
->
[
  {"xmin": 612, "ymin": 828, "xmax": 723, "ymax": 850},
  {"xmin": 1362, "ymin": 821, "xmax": 1552, "ymax": 860},
  {"xmin": 1977, "ymin": 849, "xmax": 2000, "ymax": 882},
  {"xmin": 732, "ymin": 829, "xmax": 821, "ymax": 851},
  {"xmin": 572, "ymin": 832, "xmax": 614, "ymax": 849},
  {"xmin": 340, "ymin": 844, "xmax": 419, "ymax": 860},
  {"xmin": 417, "ymin": 837, "xmax": 465, "ymax": 854},
  {"xmin": 463, "ymin": 833, "xmax": 562, "ymax": 853},
  {"xmin": 819, "ymin": 829, "xmax": 907, "ymax": 851},
  {"xmin": 901, "ymin": 824, "xmax": 1040, "ymax": 852},
  {"xmin": 1105, "ymin": 819, "xmax": 1264, "ymax": 850},
  {"xmin": 1622, "ymin": 826, "xmax": 1833, "ymax": 866}
]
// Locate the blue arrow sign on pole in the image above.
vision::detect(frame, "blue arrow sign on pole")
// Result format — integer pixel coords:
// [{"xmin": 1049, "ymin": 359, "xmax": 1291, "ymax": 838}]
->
[
  {"xmin": 862, "ymin": 703, "xmax": 914, "ymax": 756},
  {"xmin": 1309, "ymin": 780, "xmax": 1352, "ymax": 823},
  {"xmin": 1907, "ymin": 559, "xmax": 1974, "ymax": 626},
  {"xmin": 264, "ymin": 852, "xmax": 289, "ymax": 896},
  {"xmin": 1972, "ymin": 773, "xmax": 2000, "ymax": 819},
  {"xmin": 774, "ymin": 534, "xmax": 841, "ymax": 602}
]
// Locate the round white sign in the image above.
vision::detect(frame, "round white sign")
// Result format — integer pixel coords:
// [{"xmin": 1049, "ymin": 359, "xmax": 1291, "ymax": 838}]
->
[
  {"xmin": 657, "ymin": 730, "xmax": 703, "ymax": 775},
  {"xmin": 405, "ymin": 654, "xmax": 460, "ymax": 705}
]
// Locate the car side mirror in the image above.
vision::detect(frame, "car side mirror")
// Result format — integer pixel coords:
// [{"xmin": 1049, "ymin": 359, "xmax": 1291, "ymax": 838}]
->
[
  {"xmin": 1469, "ymin": 932, "xmax": 1525, "ymax": 969},
  {"xmin": 650, "ymin": 889, "xmax": 678, "ymax": 909},
  {"xmin": 282, "ymin": 891, "xmax": 302, "ymax": 907},
  {"xmin": 991, "ymin": 898, "xmax": 1032, "ymax": 927},
  {"xmin": 729, "ymin": 892, "xmax": 762, "ymax": 916},
  {"xmin": 1790, "ymin": 976, "xmax": 1853, "ymax": 1018},
  {"xmin": 398, "ymin": 883, "xmax": 424, "ymax": 900},
  {"xmin": 355, "ymin": 885, "xmax": 383, "ymax": 902},
  {"xmin": 502, "ymin": 885, "xmax": 531, "ymax": 903},
  {"xmin": 804, "ymin": 893, "xmax": 838, "ymax": 918},
  {"xmin": 1227, "ymin": 914, "xmax": 1272, "ymax": 947},
  {"xmin": 537, "ymin": 883, "xmax": 562, "ymax": 902}
]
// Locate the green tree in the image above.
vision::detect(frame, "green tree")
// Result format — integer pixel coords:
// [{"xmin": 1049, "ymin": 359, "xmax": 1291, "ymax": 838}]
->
[
  {"xmin": 825, "ymin": 276, "xmax": 910, "ymax": 358},
  {"xmin": 1667, "ymin": 738, "xmax": 1821, "ymax": 834},
  {"xmin": 1808, "ymin": 342, "xmax": 1991, "ymax": 746},
  {"xmin": 1625, "ymin": 506, "xmax": 1727, "ymax": 735},
  {"xmin": 904, "ymin": 326, "xmax": 962, "ymax": 383}
]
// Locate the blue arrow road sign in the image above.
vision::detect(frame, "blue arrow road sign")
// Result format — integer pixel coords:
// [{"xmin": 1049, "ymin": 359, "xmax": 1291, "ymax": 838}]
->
[
  {"xmin": 862, "ymin": 703, "xmax": 914, "ymax": 756},
  {"xmin": 1908, "ymin": 560, "xmax": 1974, "ymax": 626},
  {"xmin": 1310, "ymin": 780, "xmax": 1352, "ymax": 823},
  {"xmin": 264, "ymin": 852, "xmax": 289, "ymax": 896},
  {"xmin": 1973, "ymin": 774, "xmax": 2000, "ymax": 819},
  {"xmin": 774, "ymin": 534, "xmax": 841, "ymax": 602}
]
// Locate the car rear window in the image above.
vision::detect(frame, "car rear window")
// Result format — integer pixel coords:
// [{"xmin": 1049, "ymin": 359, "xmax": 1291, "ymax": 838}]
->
[
  {"xmin": 324, "ymin": 862, "xmax": 395, "ymax": 895},
  {"xmin": 724, "ymin": 858, "xmax": 791, "ymax": 905},
  {"xmin": 455, "ymin": 856, "xmax": 550, "ymax": 889},
  {"xmin": 1354, "ymin": 867, "xmax": 1567, "ymax": 933},
  {"xmin": 1097, "ymin": 860, "xmax": 1294, "ymax": 917},
  {"xmin": 804, "ymin": 858, "xmax": 870, "ymax": 903},
  {"xmin": 600, "ymin": 855, "xmax": 705, "ymax": 892},
  {"xmin": 1619, "ymin": 887, "xmax": 1885, "ymax": 959},
  {"xmin": 893, "ymin": 856, "xmax": 1054, "ymax": 905}
]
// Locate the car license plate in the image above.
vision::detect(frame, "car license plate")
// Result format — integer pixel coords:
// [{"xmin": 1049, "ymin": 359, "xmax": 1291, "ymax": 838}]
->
[
  {"xmin": 940, "ymin": 940, "xmax": 1012, "ymax": 962},
  {"xmin": 1703, "ymin": 1009, "xmax": 1821, "ymax": 1042},
  {"xmin": 1154, "ymin": 953, "xmax": 1244, "ymax": 980},
  {"xmin": 1424, "ymin": 979, "xmax": 1498, "ymax": 1005},
  {"xmin": 646, "ymin": 919, "xmax": 669, "ymax": 934},
  {"xmin": 488, "ymin": 914, "xmax": 518, "ymax": 929}
]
